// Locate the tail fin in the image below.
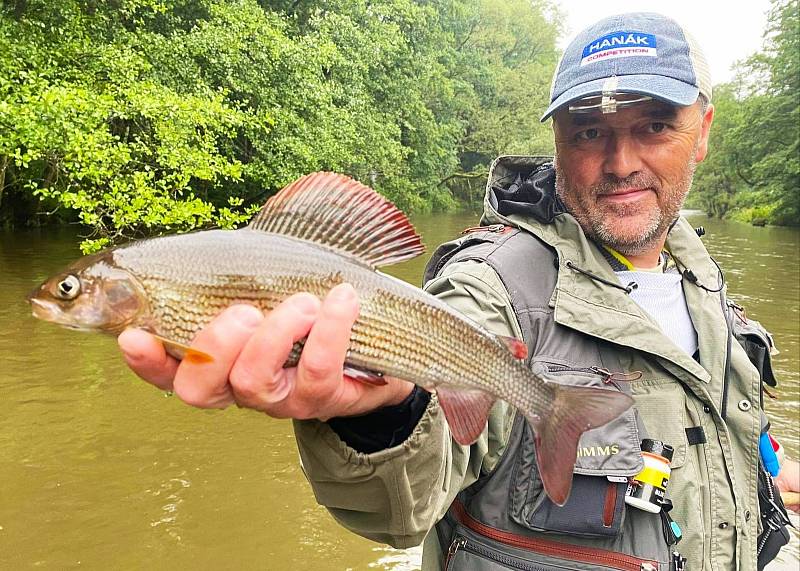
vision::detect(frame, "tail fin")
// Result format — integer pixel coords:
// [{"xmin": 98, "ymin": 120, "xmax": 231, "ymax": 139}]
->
[{"xmin": 527, "ymin": 384, "xmax": 634, "ymax": 506}]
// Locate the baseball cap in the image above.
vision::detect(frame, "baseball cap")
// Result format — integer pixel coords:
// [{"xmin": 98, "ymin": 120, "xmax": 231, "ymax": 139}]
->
[{"xmin": 541, "ymin": 12, "xmax": 712, "ymax": 121}]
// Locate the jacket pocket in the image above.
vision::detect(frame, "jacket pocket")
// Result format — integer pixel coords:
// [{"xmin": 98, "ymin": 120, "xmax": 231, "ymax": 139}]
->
[
  {"xmin": 509, "ymin": 359, "xmax": 643, "ymax": 537},
  {"xmin": 446, "ymin": 500, "xmax": 665, "ymax": 571},
  {"xmin": 629, "ymin": 379, "xmax": 688, "ymax": 469},
  {"xmin": 530, "ymin": 358, "xmax": 644, "ymax": 476}
]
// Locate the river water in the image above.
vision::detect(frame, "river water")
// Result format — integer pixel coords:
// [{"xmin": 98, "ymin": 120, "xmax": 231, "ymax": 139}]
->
[{"xmin": 1, "ymin": 211, "xmax": 797, "ymax": 570}]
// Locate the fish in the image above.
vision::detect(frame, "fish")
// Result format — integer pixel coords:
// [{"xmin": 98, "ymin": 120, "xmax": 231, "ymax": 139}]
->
[{"xmin": 28, "ymin": 171, "xmax": 634, "ymax": 505}]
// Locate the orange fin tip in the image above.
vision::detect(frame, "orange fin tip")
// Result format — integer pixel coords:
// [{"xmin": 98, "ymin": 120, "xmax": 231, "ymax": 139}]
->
[{"xmin": 152, "ymin": 334, "xmax": 214, "ymax": 364}]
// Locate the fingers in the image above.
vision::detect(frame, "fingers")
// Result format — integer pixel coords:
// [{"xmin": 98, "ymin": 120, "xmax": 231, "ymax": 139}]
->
[
  {"xmin": 118, "ymin": 328, "xmax": 179, "ymax": 390},
  {"xmin": 229, "ymin": 292, "xmax": 322, "ymax": 411},
  {"xmin": 172, "ymin": 304, "xmax": 265, "ymax": 408},
  {"xmin": 295, "ymin": 283, "xmax": 359, "ymax": 397}
]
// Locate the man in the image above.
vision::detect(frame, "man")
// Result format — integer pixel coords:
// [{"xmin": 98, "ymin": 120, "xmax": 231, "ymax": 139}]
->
[{"xmin": 118, "ymin": 12, "xmax": 798, "ymax": 570}]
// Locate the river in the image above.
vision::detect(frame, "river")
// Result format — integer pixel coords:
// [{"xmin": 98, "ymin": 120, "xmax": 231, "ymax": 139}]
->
[{"xmin": 1, "ymin": 210, "xmax": 797, "ymax": 570}]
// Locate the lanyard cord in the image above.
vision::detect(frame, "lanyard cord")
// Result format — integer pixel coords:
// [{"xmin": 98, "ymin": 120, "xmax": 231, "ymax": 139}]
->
[
  {"xmin": 677, "ymin": 256, "xmax": 726, "ymax": 293},
  {"xmin": 564, "ymin": 260, "xmax": 639, "ymax": 294}
]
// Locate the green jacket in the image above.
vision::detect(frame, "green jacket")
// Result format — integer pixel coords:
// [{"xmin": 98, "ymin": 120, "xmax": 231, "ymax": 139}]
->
[{"xmin": 293, "ymin": 159, "xmax": 766, "ymax": 571}]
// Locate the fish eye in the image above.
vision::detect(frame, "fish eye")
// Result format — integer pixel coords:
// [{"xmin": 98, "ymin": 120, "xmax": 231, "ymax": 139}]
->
[{"xmin": 56, "ymin": 275, "xmax": 81, "ymax": 300}]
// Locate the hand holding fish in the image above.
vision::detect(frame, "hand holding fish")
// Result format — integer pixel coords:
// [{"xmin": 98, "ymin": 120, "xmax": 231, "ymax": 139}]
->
[
  {"xmin": 29, "ymin": 171, "xmax": 634, "ymax": 506},
  {"xmin": 118, "ymin": 285, "xmax": 415, "ymax": 418}
]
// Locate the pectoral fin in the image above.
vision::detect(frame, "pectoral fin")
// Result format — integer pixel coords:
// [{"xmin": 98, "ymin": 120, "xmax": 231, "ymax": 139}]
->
[{"xmin": 152, "ymin": 334, "xmax": 214, "ymax": 364}]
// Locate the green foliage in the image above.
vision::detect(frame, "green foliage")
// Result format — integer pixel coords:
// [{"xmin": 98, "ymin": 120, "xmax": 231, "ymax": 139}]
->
[
  {"xmin": 692, "ymin": 0, "xmax": 799, "ymax": 226},
  {"xmin": 0, "ymin": 0, "xmax": 561, "ymax": 248}
]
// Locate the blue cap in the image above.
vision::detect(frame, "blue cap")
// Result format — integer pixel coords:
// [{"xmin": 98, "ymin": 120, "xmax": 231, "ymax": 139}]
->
[{"xmin": 541, "ymin": 12, "xmax": 712, "ymax": 121}]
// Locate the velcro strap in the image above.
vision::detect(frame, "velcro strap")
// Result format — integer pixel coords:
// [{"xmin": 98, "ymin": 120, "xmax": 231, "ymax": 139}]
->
[{"xmin": 685, "ymin": 427, "xmax": 707, "ymax": 446}]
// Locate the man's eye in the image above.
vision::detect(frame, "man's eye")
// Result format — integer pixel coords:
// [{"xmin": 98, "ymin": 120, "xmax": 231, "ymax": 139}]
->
[
  {"xmin": 647, "ymin": 122, "xmax": 668, "ymax": 134},
  {"xmin": 575, "ymin": 128, "xmax": 600, "ymax": 141}
]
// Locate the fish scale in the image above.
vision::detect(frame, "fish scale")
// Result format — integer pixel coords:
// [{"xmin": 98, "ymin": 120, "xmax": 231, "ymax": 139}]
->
[{"xmin": 28, "ymin": 171, "xmax": 634, "ymax": 506}]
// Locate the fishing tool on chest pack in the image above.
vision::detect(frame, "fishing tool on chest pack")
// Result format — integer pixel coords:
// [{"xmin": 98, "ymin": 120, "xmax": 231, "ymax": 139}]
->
[{"xmin": 625, "ymin": 439, "xmax": 674, "ymax": 513}]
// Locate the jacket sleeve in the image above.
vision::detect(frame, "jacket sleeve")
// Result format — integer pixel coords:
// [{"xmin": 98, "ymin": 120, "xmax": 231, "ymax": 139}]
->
[{"xmin": 292, "ymin": 260, "xmax": 522, "ymax": 548}]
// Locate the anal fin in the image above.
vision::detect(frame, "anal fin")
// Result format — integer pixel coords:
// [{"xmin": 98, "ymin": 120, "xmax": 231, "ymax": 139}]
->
[{"xmin": 436, "ymin": 386, "xmax": 495, "ymax": 445}]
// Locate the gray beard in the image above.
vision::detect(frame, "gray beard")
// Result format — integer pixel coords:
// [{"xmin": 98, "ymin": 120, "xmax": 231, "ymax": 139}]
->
[{"xmin": 554, "ymin": 160, "xmax": 696, "ymax": 256}]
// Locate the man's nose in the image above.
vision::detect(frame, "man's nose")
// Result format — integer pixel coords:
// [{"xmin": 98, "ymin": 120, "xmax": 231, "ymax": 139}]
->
[{"xmin": 603, "ymin": 134, "xmax": 642, "ymax": 180}]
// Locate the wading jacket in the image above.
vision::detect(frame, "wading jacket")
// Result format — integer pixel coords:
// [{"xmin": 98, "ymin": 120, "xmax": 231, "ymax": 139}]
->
[{"xmin": 293, "ymin": 156, "xmax": 773, "ymax": 571}]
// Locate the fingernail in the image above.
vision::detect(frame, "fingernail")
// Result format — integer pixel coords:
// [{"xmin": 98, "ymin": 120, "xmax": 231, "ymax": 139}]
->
[
  {"xmin": 228, "ymin": 304, "xmax": 264, "ymax": 328},
  {"xmin": 328, "ymin": 282, "xmax": 356, "ymax": 303},
  {"xmin": 288, "ymin": 293, "xmax": 321, "ymax": 316}
]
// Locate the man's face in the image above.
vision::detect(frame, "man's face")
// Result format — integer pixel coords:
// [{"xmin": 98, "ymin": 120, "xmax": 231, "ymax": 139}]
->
[{"xmin": 553, "ymin": 98, "xmax": 714, "ymax": 256}]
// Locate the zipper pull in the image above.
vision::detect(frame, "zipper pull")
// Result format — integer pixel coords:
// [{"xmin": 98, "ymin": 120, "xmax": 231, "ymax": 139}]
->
[
  {"xmin": 591, "ymin": 367, "xmax": 643, "ymax": 384},
  {"xmin": 460, "ymin": 224, "xmax": 506, "ymax": 235},
  {"xmin": 445, "ymin": 538, "xmax": 466, "ymax": 568}
]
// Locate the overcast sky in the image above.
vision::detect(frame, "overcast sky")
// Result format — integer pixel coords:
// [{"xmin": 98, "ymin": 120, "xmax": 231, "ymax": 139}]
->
[{"xmin": 554, "ymin": 0, "xmax": 773, "ymax": 84}]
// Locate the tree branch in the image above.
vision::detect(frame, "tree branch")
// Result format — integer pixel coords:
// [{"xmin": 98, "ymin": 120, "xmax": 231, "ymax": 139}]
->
[{"xmin": 439, "ymin": 171, "xmax": 487, "ymax": 186}]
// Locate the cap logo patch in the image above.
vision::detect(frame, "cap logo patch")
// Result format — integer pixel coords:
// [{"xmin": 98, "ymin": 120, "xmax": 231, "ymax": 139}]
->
[{"xmin": 581, "ymin": 31, "xmax": 657, "ymax": 66}]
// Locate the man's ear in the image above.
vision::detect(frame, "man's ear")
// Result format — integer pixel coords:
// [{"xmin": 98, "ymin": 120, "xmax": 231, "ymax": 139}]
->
[{"xmin": 695, "ymin": 103, "xmax": 715, "ymax": 163}]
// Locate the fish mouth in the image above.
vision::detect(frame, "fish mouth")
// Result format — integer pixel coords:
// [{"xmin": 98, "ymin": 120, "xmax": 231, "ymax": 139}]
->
[
  {"xmin": 29, "ymin": 297, "xmax": 127, "ymax": 332},
  {"xmin": 28, "ymin": 297, "xmax": 87, "ymax": 330},
  {"xmin": 28, "ymin": 297, "xmax": 56, "ymax": 320}
]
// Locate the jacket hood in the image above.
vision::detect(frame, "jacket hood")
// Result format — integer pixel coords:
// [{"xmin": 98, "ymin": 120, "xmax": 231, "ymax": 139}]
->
[{"xmin": 481, "ymin": 155, "xmax": 565, "ymax": 226}]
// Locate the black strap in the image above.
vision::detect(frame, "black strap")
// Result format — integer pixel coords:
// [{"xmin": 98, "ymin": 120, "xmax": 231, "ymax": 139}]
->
[{"xmin": 685, "ymin": 426, "xmax": 707, "ymax": 445}]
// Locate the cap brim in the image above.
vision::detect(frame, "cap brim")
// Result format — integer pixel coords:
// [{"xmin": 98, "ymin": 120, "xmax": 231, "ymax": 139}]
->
[{"xmin": 540, "ymin": 75, "xmax": 700, "ymax": 122}]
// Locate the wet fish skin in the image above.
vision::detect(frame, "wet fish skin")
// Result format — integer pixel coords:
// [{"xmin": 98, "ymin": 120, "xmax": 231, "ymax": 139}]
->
[
  {"xmin": 28, "ymin": 226, "xmax": 549, "ymax": 432},
  {"xmin": 43, "ymin": 228, "xmax": 534, "ymax": 397},
  {"xmin": 27, "ymin": 172, "xmax": 634, "ymax": 506}
]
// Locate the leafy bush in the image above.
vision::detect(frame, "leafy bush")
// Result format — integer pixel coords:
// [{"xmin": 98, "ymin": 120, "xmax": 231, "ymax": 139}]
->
[{"xmin": 0, "ymin": 0, "xmax": 561, "ymax": 250}]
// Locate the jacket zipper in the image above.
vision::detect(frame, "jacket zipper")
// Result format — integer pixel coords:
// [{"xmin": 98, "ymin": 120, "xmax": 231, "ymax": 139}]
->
[
  {"xmin": 461, "ymin": 223, "xmax": 507, "ymax": 235},
  {"xmin": 757, "ymin": 465, "xmax": 777, "ymax": 557},
  {"xmin": 542, "ymin": 363, "xmax": 605, "ymax": 374},
  {"xmin": 542, "ymin": 363, "xmax": 643, "ymax": 385},
  {"xmin": 451, "ymin": 500, "xmax": 659, "ymax": 571},
  {"xmin": 446, "ymin": 535, "xmax": 572, "ymax": 570}
]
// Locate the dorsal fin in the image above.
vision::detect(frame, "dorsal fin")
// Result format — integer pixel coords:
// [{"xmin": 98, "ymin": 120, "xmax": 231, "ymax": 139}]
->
[{"xmin": 248, "ymin": 172, "xmax": 425, "ymax": 268}]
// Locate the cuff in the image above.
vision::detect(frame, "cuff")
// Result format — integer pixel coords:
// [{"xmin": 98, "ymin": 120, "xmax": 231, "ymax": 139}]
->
[{"xmin": 326, "ymin": 386, "xmax": 432, "ymax": 453}]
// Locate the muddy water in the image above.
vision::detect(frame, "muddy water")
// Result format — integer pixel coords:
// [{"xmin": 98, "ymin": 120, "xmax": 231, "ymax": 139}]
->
[{"xmin": 1, "ymin": 210, "xmax": 797, "ymax": 569}]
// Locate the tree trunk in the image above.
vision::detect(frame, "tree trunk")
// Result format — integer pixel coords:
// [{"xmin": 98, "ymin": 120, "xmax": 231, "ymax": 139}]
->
[{"xmin": 0, "ymin": 155, "xmax": 8, "ymax": 211}]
